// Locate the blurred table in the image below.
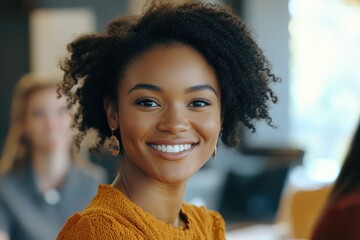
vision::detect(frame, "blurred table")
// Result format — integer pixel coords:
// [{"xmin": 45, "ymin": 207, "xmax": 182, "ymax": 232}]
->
[{"xmin": 226, "ymin": 222, "xmax": 290, "ymax": 240}]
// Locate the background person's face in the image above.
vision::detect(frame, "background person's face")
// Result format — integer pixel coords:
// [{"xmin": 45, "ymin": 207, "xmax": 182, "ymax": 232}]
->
[
  {"xmin": 22, "ymin": 87, "xmax": 72, "ymax": 153},
  {"xmin": 117, "ymin": 44, "xmax": 222, "ymax": 184}
]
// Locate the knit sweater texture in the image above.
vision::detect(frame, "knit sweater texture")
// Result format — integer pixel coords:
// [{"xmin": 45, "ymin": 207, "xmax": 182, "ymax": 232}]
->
[{"xmin": 57, "ymin": 184, "xmax": 225, "ymax": 239}]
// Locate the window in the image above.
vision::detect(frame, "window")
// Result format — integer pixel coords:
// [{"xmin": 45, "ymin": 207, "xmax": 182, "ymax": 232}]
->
[{"xmin": 289, "ymin": 0, "xmax": 360, "ymax": 181}]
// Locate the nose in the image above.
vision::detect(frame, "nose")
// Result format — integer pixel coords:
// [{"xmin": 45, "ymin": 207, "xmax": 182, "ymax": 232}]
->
[
  {"xmin": 44, "ymin": 114, "xmax": 57, "ymax": 131},
  {"xmin": 44, "ymin": 111, "xmax": 65, "ymax": 131},
  {"xmin": 157, "ymin": 105, "xmax": 190, "ymax": 134}
]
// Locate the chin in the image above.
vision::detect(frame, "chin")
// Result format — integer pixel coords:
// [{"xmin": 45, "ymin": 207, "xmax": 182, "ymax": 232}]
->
[
  {"xmin": 42, "ymin": 145, "xmax": 57, "ymax": 153},
  {"xmin": 156, "ymin": 169, "xmax": 197, "ymax": 185},
  {"xmin": 39, "ymin": 142, "xmax": 63, "ymax": 152},
  {"xmin": 158, "ymin": 177, "xmax": 189, "ymax": 185}
]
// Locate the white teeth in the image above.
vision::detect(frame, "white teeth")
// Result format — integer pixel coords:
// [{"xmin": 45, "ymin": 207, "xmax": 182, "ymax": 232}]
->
[{"xmin": 150, "ymin": 144, "xmax": 193, "ymax": 153}]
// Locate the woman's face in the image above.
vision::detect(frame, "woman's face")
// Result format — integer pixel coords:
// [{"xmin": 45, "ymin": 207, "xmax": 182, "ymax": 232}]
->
[
  {"xmin": 23, "ymin": 87, "xmax": 73, "ymax": 153},
  {"xmin": 115, "ymin": 44, "xmax": 222, "ymax": 184}
]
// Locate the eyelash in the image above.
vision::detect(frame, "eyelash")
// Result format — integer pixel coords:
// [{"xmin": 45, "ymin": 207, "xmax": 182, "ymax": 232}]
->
[
  {"xmin": 134, "ymin": 98, "xmax": 212, "ymax": 108},
  {"xmin": 187, "ymin": 99, "xmax": 211, "ymax": 108},
  {"xmin": 135, "ymin": 98, "xmax": 160, "ymax": 107}
]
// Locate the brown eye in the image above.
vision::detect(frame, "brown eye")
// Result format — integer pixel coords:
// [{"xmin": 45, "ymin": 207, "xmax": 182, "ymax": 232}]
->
[
  {"xmin": 32, "ymin": 109, "xmax": 45, "ymax": 118},
  {"xmin": 135, "ymin": 98, "xmax": 160, "ymax": 107},
  {"xmin": 188, "ymin": 99, "xmax": 211, "ymax": 108}
]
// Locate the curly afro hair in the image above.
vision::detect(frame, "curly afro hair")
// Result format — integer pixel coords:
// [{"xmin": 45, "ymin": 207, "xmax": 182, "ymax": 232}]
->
[{"xmin": 59, "ymin": 1, "xmax": 279, "ymax": 151}]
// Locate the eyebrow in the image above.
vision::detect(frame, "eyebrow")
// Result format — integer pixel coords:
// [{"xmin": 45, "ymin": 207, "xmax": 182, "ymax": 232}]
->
[
  {"xmin": 127, "ymin": 84, "xmax": 162, "ymax": 94},
  {"xmin": 185, "ymin": 85, "xmax": 218, "ymax": 96},
  {"xmin": 127, "ymin": 83, "xmax": 218, "ymax": 95}
]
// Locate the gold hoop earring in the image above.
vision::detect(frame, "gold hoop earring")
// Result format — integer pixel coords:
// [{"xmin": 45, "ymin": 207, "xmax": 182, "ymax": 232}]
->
[
  {"xmin": 108, "ymin": 128, "xmax": 120, "ymax": 156},
  {"xmin": 212, "ymin": 145, "xmax": 217, "ymax": 159}
]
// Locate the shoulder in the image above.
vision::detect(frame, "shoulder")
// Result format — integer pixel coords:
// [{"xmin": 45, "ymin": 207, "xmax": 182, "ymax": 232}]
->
[
  {"xmin": 329, "ymin": 191, "xmax": 360, "ymax": 222},
  {"xmin": 57, "ymin": 212, "xmax": 141, "ymax": 240},
  {"xmin": 0, "ymin": 171, "xmax": 24, "ymax": 198},
  {"xmin": 183, "ymin": 203, "xmax": 223, "ymax": 220},
  {"xmin": 0, "ymin": 174, "xmax": 10, "ymax": 197},
  {"xmin": 312, "ymin": 192, "xmax": 360, "ymax": 240},
  {"xmin": 324, "ymin": 191, "xmax": 360, "ymax": 220},
  {"xmin": 333, "ymin": 190, "xmax": 360, "ymax": 210},
  {"xmin": 57, "ymin": 186, "xmax": 146, "ymax": 240},
  {"xmin": 182, "ymin": 203, "xmax": 225, "ymax": 236},
  {"xmin": 0, "ymin": 171, "xmax": 18, "ymax": 188}
]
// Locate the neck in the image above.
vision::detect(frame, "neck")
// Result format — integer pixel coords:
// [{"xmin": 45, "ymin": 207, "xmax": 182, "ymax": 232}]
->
[
  {"xmin": 112, "ymin": 158, "xmax": 187, "ymax": 227},
  {"xmin": 32, "ymin": 148, "xmax": 71, "ymax": 192}
]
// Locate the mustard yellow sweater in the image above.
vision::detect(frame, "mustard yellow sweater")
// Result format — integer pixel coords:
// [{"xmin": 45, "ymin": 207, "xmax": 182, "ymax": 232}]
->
[{"xmin": 57, "ymin": 185, "xmax": 225, "ymax": 239}]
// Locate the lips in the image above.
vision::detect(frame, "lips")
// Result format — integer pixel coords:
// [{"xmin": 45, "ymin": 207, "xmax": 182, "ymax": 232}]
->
[
  {"xmin": 146, "ymin": 140, "xmax": 198, "ymax": 160},
  {"xmin": 149, "ymin": 143, "xmax": 193, "ymax": 153}
]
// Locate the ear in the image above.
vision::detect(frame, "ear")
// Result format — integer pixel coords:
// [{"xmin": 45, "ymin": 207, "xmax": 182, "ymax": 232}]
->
[{"xmin": 103, "ymin": 96, "xmax": 118, "ymax": 130}]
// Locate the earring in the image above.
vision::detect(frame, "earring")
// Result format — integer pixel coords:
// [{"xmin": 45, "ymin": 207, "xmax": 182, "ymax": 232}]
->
[
  {"xmin": 108, "ymin": 128, "xmax": 120, "ymax": 156},
  {"xmin": 212, "ymin": 145, "xmax": 217, "ymax": 159}
]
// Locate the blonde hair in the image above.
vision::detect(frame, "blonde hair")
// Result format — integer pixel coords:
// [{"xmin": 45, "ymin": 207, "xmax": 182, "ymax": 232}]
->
[{"xmin": 0, "ymin": 73, "xmax": 62, "ymax": 174}]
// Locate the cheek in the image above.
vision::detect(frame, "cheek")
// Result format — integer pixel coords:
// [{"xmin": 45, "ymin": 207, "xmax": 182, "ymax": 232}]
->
[
  {"xmin": 193, "ymin": 111, "xmax": 222, "ymax": 140},
  {"xmin": 118, "ymin": 109, "xmax": 156, "ymax": 145},
  {"xmin": 23, "ymin": 118, "xmax": 43, "ymax": 136},
  {"xmin": 60, "ymin": 115, "xmax": 72, "ymax": 130},
  {"xmin": 23, "ymin": 125, "xmax": 42, "ymax": 145}
]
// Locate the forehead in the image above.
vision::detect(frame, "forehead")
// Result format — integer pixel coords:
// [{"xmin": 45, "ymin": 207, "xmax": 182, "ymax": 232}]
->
[
  {"xmin": 26, "ymin": 87, "xmax": 64, "ymax": 108},
  {"xmin": 121, "ymin": 44, "xmax": 219, "ymax": 89}
]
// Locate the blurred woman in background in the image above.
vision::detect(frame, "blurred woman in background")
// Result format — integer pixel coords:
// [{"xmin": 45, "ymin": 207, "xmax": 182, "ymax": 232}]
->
[
  {"xmin": 312, "ymin": 120, "xmax": 360, "ymax": 240},
  {"xmin": 0, "ymin": 74, "xmax": 104, "ymax": 240}
]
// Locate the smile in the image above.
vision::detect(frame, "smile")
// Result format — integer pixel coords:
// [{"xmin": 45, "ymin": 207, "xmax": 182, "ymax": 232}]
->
[{"xmin": 149, "ymin": 144, "xmax": 193, "ymax": 153}]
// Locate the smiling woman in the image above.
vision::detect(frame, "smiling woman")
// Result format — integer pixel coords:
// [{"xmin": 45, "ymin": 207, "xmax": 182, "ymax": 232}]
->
[
  {"xmin": 111, "ymin": 44, "xmax": 221, "ymax": 185},
  {"xmin": 56, "ymin": 1, "xmax": 279, "ymax": 239}
]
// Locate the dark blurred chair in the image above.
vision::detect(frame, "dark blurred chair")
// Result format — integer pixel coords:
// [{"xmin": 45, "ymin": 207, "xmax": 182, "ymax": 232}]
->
[{"xmin": 219, "ymin": 147, "xmax": 304, "ymax": 223}]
